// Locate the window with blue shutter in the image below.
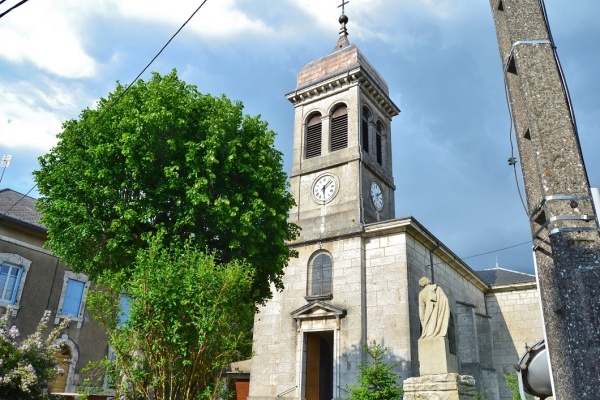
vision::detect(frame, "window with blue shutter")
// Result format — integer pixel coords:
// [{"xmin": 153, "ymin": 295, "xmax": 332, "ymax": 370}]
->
[
  {"xmin": 62, "ymin": 279, "xmax": 85, "ymax": 317},
  {"xmin": 118, "ymin": 295, "xmax": 131, "ymax": 327},
  {"xmin": 0, "ymin": 262, "xmax": 23, "ymax": 304}
]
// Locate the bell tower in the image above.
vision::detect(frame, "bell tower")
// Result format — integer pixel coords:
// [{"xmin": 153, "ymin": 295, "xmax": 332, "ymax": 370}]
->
[{"xmin": 286, "ymin": 13, "xmax": 400, "ymax": 244}]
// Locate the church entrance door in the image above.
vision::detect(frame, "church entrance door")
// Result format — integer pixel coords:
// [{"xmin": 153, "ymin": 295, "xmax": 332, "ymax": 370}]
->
[{"xmin": 305, "ymin": 331, "xmax": 334, "ymax": 400}]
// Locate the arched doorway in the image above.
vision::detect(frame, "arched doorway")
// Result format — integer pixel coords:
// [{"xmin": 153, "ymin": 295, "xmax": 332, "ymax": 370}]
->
[{"xmin": 49, "ymin": 343, "xmax": 72, "ymax": 393}]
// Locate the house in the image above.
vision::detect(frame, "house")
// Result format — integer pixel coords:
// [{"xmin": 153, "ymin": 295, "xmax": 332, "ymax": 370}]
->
[{"xmin": 0, "ymin": 188, "xmax": 109, "ymax": 393}]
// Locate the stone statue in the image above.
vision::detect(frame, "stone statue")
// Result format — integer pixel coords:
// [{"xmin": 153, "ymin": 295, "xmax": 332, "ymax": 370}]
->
[{"xmin": 418, "ymin": 277, "xmax": 450, "ymax": 339}]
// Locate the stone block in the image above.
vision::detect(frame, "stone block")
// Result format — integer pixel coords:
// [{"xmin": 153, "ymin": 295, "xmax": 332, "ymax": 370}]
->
[
  {"xmin": 418, "ymin": 337, "xmax": 458, "ymax": 375},
  {"xmin": 403, "ymin": 373, "xmax": 477, "ymax": 400}
]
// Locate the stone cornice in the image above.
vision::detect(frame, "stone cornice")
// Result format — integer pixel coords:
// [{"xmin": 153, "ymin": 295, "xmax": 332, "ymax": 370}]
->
[{"xmin": 286, "ymin": 68, "xmax": 400, "ymax": 120}]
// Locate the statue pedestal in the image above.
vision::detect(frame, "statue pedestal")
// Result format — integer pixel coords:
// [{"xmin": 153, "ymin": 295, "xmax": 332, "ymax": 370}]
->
[
  {"xmin": 403, "ymin": 373, "xmax": 477, "ymax": 400},
  {"xmin": 418, "ymin": 337, "xmax": 458, "ymax": 375}
]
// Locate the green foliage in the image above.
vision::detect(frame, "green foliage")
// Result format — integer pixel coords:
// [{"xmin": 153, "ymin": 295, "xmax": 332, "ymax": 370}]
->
[
  {"xmin": 0, "ymin": 308, "xmax": 69, "ymax": 399},
  {"xmin": 35, "ymin": 69, "xmax": 299, "ymax": 304},
  {"xmin": 504, "ymin": 373, "xmax": 533, "ymax": 400},
  {"xmin": 86, "ymin": 236, "xmax": 255, "ymax": 400},
  {"xmin": 348, "ymin": 340, "xmax": 403, "ymax": 400}
]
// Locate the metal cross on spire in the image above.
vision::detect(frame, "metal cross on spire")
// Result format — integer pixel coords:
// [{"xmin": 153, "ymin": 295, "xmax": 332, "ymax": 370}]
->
[{"xmin": 338, "ymin": 0, "xmax": 349, "ymax": 15}]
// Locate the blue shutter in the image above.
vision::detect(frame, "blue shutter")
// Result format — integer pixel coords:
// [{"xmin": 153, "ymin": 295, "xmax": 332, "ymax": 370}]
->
[
  {"xmin": 8, "ymin": 267, "xmax": 22, "ymax": 304},
  {"xmin": 118, "ymin": 295, "xmax": 131, "ymax": 327},
  {"xmin": 62, "ymin": 279, "xmax": 85, "ymax": 317},
  {"xmin": 0, "ymin": 263, "xmax": 8, "ymax": 300},
  {"xmin": 0, "ymin": 263, "xmax": 23, "ymax": 303}
]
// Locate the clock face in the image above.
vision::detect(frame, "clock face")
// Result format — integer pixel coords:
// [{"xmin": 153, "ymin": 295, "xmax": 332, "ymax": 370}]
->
[
  {"xmin": 313, "ymin": 174, "xmax": 338, "ymax": 203},
  {"xmin": 370, "ymin": 181, "xmax": 384, "ymax": 211}
]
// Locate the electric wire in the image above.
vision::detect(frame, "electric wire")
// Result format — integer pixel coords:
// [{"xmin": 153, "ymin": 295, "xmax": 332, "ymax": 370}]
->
[
  {"xmin": 0, "ymin": 184, "xmax": 37, "ymax": 221},
  {"xmin": 538, "ymin": 0, "xmax": 591, "ymax": 182},
  {"xmin": 0, "ymin": 1, "xmax": 209, "ymax": 220},
  {"xmin": 0, "ymin": 0, "xmax": 30, "ymax": 19},
  {"xmin": 93, "ymin": 0, "xmax": 209, "ymax": 125},
  {"xmin": 504, "ymin": 90, "xmax": 528, "ymax": 216},
  {"xmin": 502, "ymin": 49, "xmax": 528, "ymax": 216},
  {"xmin": 461, "ymin": 240, "xmax": 531, "ymax": 260},
  {"xmin": 0, "ymin": 0, "xmax": 538, "ymax": 270}
]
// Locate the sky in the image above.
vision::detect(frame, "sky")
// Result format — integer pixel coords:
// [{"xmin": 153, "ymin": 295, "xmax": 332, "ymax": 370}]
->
[{"xmin": 1, "ymin": 0, "xmax": 599, "ymax": 275}]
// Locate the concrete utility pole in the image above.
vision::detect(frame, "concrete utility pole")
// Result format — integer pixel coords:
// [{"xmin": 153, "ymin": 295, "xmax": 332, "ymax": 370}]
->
[{"xmin": 489, "ymin": 1, "xmax": 600, "ymax": 399}]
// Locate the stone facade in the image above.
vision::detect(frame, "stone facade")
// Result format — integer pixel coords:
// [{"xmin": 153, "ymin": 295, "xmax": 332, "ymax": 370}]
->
[
  {"xmin": 486, "ymin": 284, "xmax": 544, "ymax": 399},
  {"xmin": 247, "ymin": 18, "xmax": 545, "ymax": 400}
]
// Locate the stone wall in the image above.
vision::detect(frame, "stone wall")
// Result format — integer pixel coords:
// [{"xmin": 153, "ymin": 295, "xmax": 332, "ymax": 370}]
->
[
  {"xmin": 364, "ymin": 230, "xmax": 412, "ymax": 379},
  {"xmin": 486, "ymin": 286, "xmax": 544, "ymax": 400},
  {"xmin": 248, "ymin": 236, "xmax": 366, "ymax": 399}
]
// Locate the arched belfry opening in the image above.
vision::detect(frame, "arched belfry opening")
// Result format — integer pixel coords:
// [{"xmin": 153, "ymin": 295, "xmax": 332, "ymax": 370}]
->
[
  {"xmin": 330, "ymin": 104, "xmax": 348, "ymax": 152},
  {"xmin": 306, "ymin": 113, "xmax": 322, "ymax": 159}
]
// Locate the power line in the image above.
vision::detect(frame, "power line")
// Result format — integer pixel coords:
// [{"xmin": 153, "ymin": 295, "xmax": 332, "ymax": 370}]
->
[
  {"xmin": 0, "ymin": 184, "xmax": 37, "ymax": 221},
  {"xmin": 461, "ymin": 239, "xmax": 531, "ymax": 260},
  {"xmin": 0, "ymin": 0, "xmax": 30, "ymax": 19},
  {"xmin": 0, "ymin": 1, "xmax": 209, "ymax": 217},
  {"xmin": 94, "ymin": 0, "xmax": 209, "ymax": 125}
]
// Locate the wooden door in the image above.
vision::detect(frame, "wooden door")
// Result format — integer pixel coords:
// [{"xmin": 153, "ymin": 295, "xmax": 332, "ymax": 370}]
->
[
  {"xmin": 305, "ymin": 333, "xmax": 321, "ymax": 400},
  {"xmin": 49, "ymin": 351, "xmax": 71, "ymax": 393}
]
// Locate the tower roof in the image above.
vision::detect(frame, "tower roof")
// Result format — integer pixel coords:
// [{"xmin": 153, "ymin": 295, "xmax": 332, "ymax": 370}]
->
[{"xmin": 294, "ymin": 14, "xmax": 390, "ymax": 96}]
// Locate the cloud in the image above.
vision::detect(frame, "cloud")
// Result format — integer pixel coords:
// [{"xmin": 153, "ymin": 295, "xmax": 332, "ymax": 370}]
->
[
  {"xmin": 104, "ymin": 0, "xmax": 273, "ymax": 39},
  {"xmin": 0, "ymin": 0, "xmax": 96, "ymax": 78},
  {"xmin": 0, "ymin": 79, "xmax": 90, "ymax": 151}
]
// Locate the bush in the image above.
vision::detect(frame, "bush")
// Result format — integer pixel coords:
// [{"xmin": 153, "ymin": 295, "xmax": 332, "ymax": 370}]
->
[
  {"xmin": 348, "ymin": 340, "xmax": 403, "ymax": 400},
  {"xmin": 86, "ymin": 237, "xmax": 256, "ymax": 400},
  {"xmin": 0, "ymin": 308, "xmax": 69, "ymax": 399}
]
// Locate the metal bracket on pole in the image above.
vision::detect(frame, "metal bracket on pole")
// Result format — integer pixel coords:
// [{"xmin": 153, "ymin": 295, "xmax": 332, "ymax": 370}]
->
[
  {"xmin": 529, "ymin": 195, "xmax": 598, "ymax": 239},
  {"xmin": 504, "ymin": 40, "xmax": 551, "ymax": 73},
  {"xmin": 532, "ymin": 215, "xmax": 598, "ymax": 239},
  {"xmin": 529, "ymin": 194, "xmax": 592, "ymax": 221}
]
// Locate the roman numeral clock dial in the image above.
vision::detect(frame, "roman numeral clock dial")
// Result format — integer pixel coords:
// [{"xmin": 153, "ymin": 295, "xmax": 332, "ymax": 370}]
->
[
  {"xmin": 312, "ymin": 174, "xmax": 339, "ymax": 204},
  {"xmin": 370, "ymin": 181, "xmax": 384, "ymax": 211}
]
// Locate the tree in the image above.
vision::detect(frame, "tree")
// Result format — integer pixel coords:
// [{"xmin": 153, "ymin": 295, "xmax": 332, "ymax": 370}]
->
[
  {"xmin": 0, "ymin": 308, "xmax": 69, "ymax": 399},
  {"xmin": 348, "ymin": 340, "xmax": 403, "ymax": 400},
  {"xmin": 35, "ymin": 70, "xmax": 299, "ymax": 303},
  {"xmin": 86, "ymin": 237, "xmax": 255, "ymax": 400}
]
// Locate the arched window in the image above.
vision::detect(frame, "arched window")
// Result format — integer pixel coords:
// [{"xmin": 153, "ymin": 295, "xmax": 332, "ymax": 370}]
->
[
  {"xmin": 361, "ymin": 107, "xmax": 371, "ymax": 153},
  {"xmin": 307, "ymin": 251, "xmax": 333, "ymax": 300},
  {"xmin": 330, "ymin": 105, "xmax": 348, "ymax": 152},
  {"xmin": 305, "ymin": 113, "xmax": 322, "ymax": 159},
  {"xmin": 375, "ymin": 121, "xmax": 383, "ymax": 165}
]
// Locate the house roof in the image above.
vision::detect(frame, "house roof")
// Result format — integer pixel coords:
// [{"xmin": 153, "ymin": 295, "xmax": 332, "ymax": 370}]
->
[
  {"xmin": 475, "ymin": 267, "xmax": 536, "ymax": 287},
  {"xmin": 0, "ymin": 188, "xmax": 46, "ymax": 232}
]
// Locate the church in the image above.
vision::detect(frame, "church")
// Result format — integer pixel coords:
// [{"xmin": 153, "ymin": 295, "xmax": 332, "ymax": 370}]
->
[{"xmin": 245, "ymin": 10, "xmax": 544, "ymax": 400}]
